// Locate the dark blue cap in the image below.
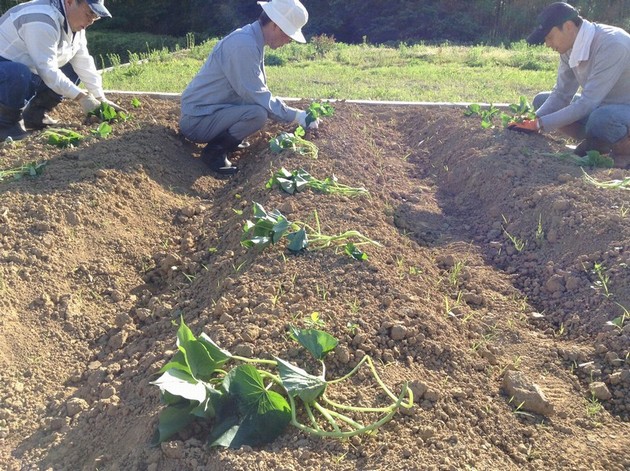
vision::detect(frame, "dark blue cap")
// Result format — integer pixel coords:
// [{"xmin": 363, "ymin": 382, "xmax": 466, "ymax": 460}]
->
[{"xmin": 527, "ymin": 2, "xmax": 579, "ymax": 45}]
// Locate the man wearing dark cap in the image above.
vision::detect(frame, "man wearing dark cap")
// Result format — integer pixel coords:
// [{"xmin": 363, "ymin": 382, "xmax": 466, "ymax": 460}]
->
[
  {"xmin": 0, "ymin": 0, "xmax": 124, "ymax": 141},
  {"xmin": 509, "ymin": 2, "xmax": 630, "ymax": 168}
]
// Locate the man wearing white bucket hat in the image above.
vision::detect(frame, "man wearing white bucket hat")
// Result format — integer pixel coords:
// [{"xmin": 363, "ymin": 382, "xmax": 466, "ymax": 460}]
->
[{"xmin": 180, "ymin": 0, "xmax": 319, "ymax": 175}]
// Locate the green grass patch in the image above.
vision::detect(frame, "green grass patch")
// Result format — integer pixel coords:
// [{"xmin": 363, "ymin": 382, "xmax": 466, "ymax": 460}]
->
[{"xmin": 101, "ymin": 37, "xmax": 557, "ymax": 102}]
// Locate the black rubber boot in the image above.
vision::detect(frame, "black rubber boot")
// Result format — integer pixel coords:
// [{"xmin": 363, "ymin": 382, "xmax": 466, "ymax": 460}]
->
[
  {"xmin": 23, "ymin": 88, "xmax": 62, "ymax": 130},
  {"xmin": 200, "ymin": 130, "xmax": 242, "ymax": 175},
  {"xmin": 0, "ymin": 102, "xmax": 28, "ymax": 141},
  {"xmin": 574, "ymin": 137, "xmax": 611, "ymax": 157}
]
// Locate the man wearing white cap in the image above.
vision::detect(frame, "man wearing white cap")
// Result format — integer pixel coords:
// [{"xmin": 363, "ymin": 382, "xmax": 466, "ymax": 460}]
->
[
  {"xmin": 0, "ymin": 0, "xmax": 124, "ymax": 141},
  {"xmin": 180, "ymin": 0, "xmax": 318, "ymax": 175}
]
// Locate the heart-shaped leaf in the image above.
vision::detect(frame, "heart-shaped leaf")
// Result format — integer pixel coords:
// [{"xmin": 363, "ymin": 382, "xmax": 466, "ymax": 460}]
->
[
  {"xmin": 289, "ymin": 326, "xmax": 338, "ymax": 360},
  {"xmin": 276, "ymin": 357, "xmax": 326, "ymax": 403},
  {"xmin": 210, "ymin": 365, "xmax": 291, "ymax": 448}
]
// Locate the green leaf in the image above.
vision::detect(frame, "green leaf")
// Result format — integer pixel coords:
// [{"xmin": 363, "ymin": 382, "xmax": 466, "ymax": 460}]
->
[
  {"xmin": 210, "ymin": 365, "xmax": 291, "ymax": 448},
  {"xmin": 241, "ymin": 235, "xmax": 271, "ymax": 249},
  {"xmin": 174, "ymin": 318, "xmax": 229, "ymax": 380},
  {"xmin": 198, "ymin": 333, "xmax": 232, "ymax": 365},
  {"xmin": 92, "ymin": 121, "xmax": 112, "ymax": 138},
  {"xmin": 287, "ymin": 228, "xmax": 308, "ymax": 252},
  {"xmin": 344, "ymin": 242, "xmax": 368, "ymax": 261},
  {"xmin": 209, "ymin": 403, "xmax": 290, "ymax": 449},
  {"xmin": 464, "ymin": 103, "xmax": 481, "ymax": 116},
  {"xmin": 158, "ymin": 350, "xmax": 191, "ymax": 375},
  {"xmin": 223, "ymin": 365, "xmax": 266, "ymax": 411},
  {"xmin": 152, "ymin": 402, "xmax": 197, "ymax": 444},
  {"xmin": 276, "ymin": 357, "xmax": 326, "ymax": 403},
  {"xmin": 190, "ymin": 386, "xmax": 225, "ymax": 418},
  {"xmin": 277, "ymin": 177, "xmax": 297, "ymax": 194},
  {"xmin": 272, "ymin": 216, "xmax": 290, "ymax": 243},
  {"xmin": 176, "ymin": 320, "xmax": 217, "ymax": 381},
  {"xmin": 289, "ymin": 326, "xmax": 338, "ymax": 360},
  {"xmin": 151, "ymin": 369, "xmax": 207, "ymax": 402}
]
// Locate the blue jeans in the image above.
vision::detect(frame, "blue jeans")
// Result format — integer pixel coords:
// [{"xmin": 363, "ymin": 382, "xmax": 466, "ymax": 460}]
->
[
  {"xmin": 534, "ymin": 92, "xmax": 630, "ymax": 144},
  {"xmin": 0, "ymin": 56, "xmax": 79, "ymax": 110}
]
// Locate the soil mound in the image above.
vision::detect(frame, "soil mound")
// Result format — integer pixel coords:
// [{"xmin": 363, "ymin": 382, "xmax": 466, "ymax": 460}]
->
[{"xmin": 1, "ymin": 96, "xmax": 629, "ymax": 470}]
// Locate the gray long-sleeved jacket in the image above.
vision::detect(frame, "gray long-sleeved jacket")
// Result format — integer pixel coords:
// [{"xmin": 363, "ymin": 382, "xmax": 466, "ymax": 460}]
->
[
  {"xmin": 0, "ymin": 0, "xmax": 104, "ymax": 99},
  {"xmin": 180, "ymin": 21, "xmax": 299, "ymax": 122},
  {"xmin": 537, "ymin": 21, "xmax": 630, "ymax": 131}
]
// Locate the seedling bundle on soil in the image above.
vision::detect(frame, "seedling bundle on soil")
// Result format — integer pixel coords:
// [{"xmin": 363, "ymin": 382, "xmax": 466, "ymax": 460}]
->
[
  {"xmin": 42, "ymin": 128, "xmax": 83, "ymax": 148},
  {"xmin": 88, "ymin": 102, "xmax": 129, "ymax": 123},
  {"xmin": 582, "ymin": 169, "xmax": 630, "ymax": 189},
  {"xmin": 542, "ymin": 150, "xmax": 614, "ymax": 168},
  {"xmin": 464, "ymin": 95, "xmax": 536, "ymax": 129},
  {"xmin": 151, "ymin": 318, "xmax": 413, "ymax": 448},
  {"xmin": 43, "ymin": 99, "xmax": 137, "ymax": 147},
  {"xmin": 269, "ymin": 126, "xmax": 319, "ymax": 159},
  {"xmin": 241, "ymin": 202, "xmax": 380, "ymax": 260},
  {"xmin": 0, "ymin": 160, "xmax": 46, "ymax": 182},
  {"xmin": 266, "ymin": 167, "xmax": 369, "ymax": 197},
  {"xmin": 269, "ymin": 102, "xmax": 334, "ymax": 159},
  {"xmin": 306, "ymin": 101, "xmax": 334, "ymax": 126},
  {"xmin": 91, "ymin": 122, "xmax": 113, "ymax": 138}
]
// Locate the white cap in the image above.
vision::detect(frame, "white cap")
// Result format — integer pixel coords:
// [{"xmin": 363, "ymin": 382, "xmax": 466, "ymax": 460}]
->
[{"xmin": 258, "ymin": 0, "xmax": 308, "ymax": 43}]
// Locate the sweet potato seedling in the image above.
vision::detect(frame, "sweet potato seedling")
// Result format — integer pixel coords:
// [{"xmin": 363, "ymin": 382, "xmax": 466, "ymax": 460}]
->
[
  {"xmin": 0, "ymin": 161, "xmax": 47, "ymax": 182},
  {"xmin": 306, "ymin": 101, "xmax": 334, "ymax": 126},
  {"xmin": 582, "ymin": 169, "xmax": 630, "ymax": 190},
  {"xmin": 241, "ymin": 202, "xmax": 381, "ymax": 260},
  {"xmin": 91, "ymin": 122, "xmax": 113, "ymax": 139},
  {"xmin": 42, "ymin": 128, "xmax": 84, "ymax": 148},
  {"xmin": 266, "ymin": 167, "xmax": 369, "ymax": 197},
  {"xmin": 542, "ymin": 150, "xmax": 614, "ymax": 168},
  {"xmin": 464, "ymin": 96, "xmax": 536, "ymax": 129},
  {"xmin": 88, "ymin": 102, "xmax": 129, "ymax": 123},
  {"xmin": 269, "ymin": 126, "xmax": 318, "ymax": 159},
  {"xmin": 151, "ymin": 318, "xmax": 412, "ymax": 448}
]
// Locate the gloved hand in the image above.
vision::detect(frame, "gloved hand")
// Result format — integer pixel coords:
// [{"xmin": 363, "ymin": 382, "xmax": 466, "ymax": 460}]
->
[
  {"xmin": 508, "ymin": 118, "xmax": 540, "ymax": 134},
  {"xmin": 77, "ymin": 93, "xmax": 101, "ymax": 114},
  {"xmin": 295, "ymin": 110, "xmax": 320, "ymax": 130},
  {"xmin": 99, "ymin": 97, "xmax": 128, "ymax": 115}
]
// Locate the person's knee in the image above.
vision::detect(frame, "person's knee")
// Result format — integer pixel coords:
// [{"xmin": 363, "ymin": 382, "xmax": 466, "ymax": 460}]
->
[
  {"xmin": 532, "ymin": 93, "xmax": 549, "ymax": 111},
  {"xmin": 0, "ymin": 62, "xmax": 34, "ymax": 108},
  {"xmin": 246, "ymin": 106, "xmax": 268, "ymax": 129},
  {"xmin": 585, "ymin": 108, "xmax": 627, "ymax": 142}
]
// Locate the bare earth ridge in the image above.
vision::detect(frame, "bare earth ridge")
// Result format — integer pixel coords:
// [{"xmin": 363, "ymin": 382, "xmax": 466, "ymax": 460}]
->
[{"xmin": 1, "ymin": 96, "xmax": 629, "ymax": 470}]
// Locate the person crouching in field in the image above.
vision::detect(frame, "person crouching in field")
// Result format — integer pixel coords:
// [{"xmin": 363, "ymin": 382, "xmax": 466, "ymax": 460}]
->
[
  {"xmin": 0, "ymin": 0, "xmax": 125, "ymax": 141},
  {"xmin": 508, "ymin": 2, "xmax": 630, "ymax": 168},
  {"xmin": 179, "ymin": 0, "xmax": 319, "ymax": 176}
]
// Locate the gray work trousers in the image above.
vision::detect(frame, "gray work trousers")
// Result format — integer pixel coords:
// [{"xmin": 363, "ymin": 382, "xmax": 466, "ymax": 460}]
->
[
  {"xmin": 179, "ymin": 104, "xmax": 268, "ymax": 143},
  {"xmin": 534, "ymin": 92, "xmax": 630, "ymax": 144}
]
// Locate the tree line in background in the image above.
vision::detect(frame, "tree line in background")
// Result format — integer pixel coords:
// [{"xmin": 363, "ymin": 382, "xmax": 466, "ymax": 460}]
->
[{"xmin": 1, "ymin": 0, "xmax": 629, "ymax": 44}]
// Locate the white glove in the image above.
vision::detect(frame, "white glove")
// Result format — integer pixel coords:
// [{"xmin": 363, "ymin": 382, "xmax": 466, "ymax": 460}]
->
[
  {"xmin": 98, "ymin": 97, "xmax": 128, "ymax": 115},
  {"xmin": 77, "ymin": 93, "xmax": 101, "ymax": 114},
  {"xmin": 295, "ymin": 110, "xmax": 320, "ymax": 130}
]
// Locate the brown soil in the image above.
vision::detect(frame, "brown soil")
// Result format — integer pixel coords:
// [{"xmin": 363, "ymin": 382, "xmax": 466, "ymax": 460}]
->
[{"xmin": 1, "ymin": 95, "xmax": 629, "ymax": 471}]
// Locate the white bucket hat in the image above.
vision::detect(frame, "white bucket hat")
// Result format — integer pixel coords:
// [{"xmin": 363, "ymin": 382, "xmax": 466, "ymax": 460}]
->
[{"xmin": 257, "ymin": 0, "xmax": 308, "ymax": 43}]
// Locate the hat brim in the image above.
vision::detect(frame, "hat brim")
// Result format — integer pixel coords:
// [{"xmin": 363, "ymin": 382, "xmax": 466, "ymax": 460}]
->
[
  {"xmin": 526, "ymin": 25, "xmax": 548, "ymax": 45},
  {"xmin": 88, "ymin": 3, "xmax": 112, "ymax": 18},
  {"xmin": 258, "ymin": 1, "xmax": 306, "ymax": 43}
]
